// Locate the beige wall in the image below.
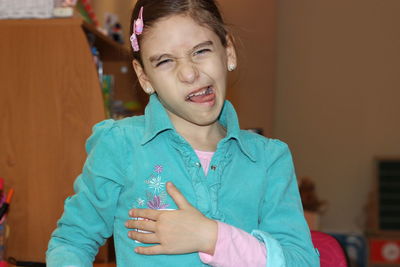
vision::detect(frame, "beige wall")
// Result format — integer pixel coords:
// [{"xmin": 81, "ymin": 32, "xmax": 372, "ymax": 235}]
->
[
  {"xmin": 275, "ymin": 0, "xmax": 400, "ymax": 232},
  {"xmin": 221, "ymin": 0, "xmax": 276, "ymax": 136},
  {"xmin": 92, "ymin": 0, "xmax": 277, "ymax": 136}
]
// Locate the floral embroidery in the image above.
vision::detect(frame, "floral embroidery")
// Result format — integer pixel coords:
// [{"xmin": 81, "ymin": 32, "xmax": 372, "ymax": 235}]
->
[
  {"xmin": 147, "ymin": 195, "xmax": 169, "ymax": 209},
  {"xmin": 154, "ymin": 165, "xmax": 163, "ymax": 174},
  {"xmin": 136, "ymin": 198, "xmax": 145, "ymax": 207},
  {"xmin": 138, "ymin": 164, "xmax": 170, "ymax": 210},
  {"xmin": 159, "ymin": 190, "xmax": 167, "ymax": 202},
  {"xmin": 145, "ymin": 175, "xmax": 165, "ymax": 194}
]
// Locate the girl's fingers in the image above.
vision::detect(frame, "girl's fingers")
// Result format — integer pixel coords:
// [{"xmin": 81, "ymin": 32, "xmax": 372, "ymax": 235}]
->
[
  {"xmin": 129, "ymin": 231, "xmax": 159, "ymax": 244},
  {"xmin": 166, "ymin": 182, "xmax": 191, "ymax": 210},
  {"xmin": 129, "ymin": 208, "xmax": 161, "ymax": 220},
  {"xmin": 135, "ymin": 244, "xmax": 165, "ymax": 255},
  {"xmin": 126, "ymin": 218, "xmax": 157, "ymax": 232}
]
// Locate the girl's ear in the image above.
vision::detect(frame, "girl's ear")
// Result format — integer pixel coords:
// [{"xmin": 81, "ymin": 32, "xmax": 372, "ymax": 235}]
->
[
  {"xmin": 132, "ymin": 60, "xmax": 155, "ymax": 94},
  {"xmin": 225, "ymin": 34, "xmax": 237, "ymax": 70}
]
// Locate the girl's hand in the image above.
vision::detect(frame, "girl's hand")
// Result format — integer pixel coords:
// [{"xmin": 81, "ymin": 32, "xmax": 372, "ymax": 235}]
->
[{"xmin": 125, "ymin": 182, "xmax": 217, "ymax": 255}]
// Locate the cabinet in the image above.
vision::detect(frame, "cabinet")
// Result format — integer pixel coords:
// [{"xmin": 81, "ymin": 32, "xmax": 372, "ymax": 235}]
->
[{"xmin": 0, "ymin": 18, "xmax": 143, "ymax": 262}]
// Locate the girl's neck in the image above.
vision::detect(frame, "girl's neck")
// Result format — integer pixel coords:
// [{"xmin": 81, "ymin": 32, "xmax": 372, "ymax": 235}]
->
[{"xmin": 175, "ymin": 122, "xmax": 226, "ymax": 152}]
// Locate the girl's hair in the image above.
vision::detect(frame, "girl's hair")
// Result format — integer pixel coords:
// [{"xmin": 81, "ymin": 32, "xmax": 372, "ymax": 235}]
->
[{"xmin": 130, "ymin": 0, "xmax": 228, "ymax": 65}]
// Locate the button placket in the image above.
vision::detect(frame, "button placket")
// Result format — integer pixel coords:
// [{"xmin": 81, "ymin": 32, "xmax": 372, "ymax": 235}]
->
[
  {"xmin": 192, "ymin": 161, "xmax": 211, "ymax": 214},
  {"xmin": 172, "ymin": 139, "xmax": 212, "ymax": 215},
  {"xmin": 206, "ymin": 142, "xmax": 234, "ymax": 221}
]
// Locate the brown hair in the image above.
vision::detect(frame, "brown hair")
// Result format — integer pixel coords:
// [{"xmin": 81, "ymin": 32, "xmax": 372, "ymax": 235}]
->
[{"xmin": 130, "ymin": 0, "xmax": 228, "ymax": 65}]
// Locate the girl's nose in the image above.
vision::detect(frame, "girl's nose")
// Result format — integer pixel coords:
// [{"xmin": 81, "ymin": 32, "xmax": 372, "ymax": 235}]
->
[{"xmin": 177, "ymin": 63, "xmax": 199, "ymax": 84}]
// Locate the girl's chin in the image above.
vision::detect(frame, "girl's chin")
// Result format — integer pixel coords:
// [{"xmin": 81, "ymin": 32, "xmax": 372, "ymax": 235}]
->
[{"xmin": 192, "ymin": 106, "xmax": 224, "ymax": 126}]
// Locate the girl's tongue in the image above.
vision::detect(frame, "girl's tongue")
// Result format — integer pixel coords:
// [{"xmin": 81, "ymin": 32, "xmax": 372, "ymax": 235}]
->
[
  {"xmin": 186, "ymin": 87, "xmax": 214, "ymax": 103},
  {"xmin": 190, "ymin": 93, "xmax": 214, "ymax": 103}
]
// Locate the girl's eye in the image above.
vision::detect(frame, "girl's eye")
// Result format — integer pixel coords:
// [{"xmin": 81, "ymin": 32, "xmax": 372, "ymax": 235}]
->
[
  {"xmin": 193, "ymin": 48, "xmax": 211, "ymax": 56},
  {"xmin": 156, "ymin": 59, "xmax": 172, "ymax": 67}
]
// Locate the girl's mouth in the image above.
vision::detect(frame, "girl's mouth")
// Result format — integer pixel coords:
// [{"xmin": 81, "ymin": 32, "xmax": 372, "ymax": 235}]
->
[{"xmin": 185, "ymin": 86, "xmax": 214, "ymax": 103}]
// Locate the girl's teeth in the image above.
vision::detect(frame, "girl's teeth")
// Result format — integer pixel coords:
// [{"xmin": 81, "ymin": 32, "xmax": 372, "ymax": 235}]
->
[{"xmin": 186, "ymin": 87, "xmax": 212, "ymax": 100}]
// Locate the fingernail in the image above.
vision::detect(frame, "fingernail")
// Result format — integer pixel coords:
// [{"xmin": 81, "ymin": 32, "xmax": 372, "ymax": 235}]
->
[
  {"xmin": 129, "ymin": 210, "xmax": 134, "ymax": 217},
  {"xmin": 125, "ymin": 221, "xmax": 129, "ymax": 228}
]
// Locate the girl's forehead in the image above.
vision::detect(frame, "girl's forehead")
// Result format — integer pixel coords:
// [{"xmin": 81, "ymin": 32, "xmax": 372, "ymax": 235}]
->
[{"xmin": 141, "ymin": 15, "xmax": 221, "ymax": 54}]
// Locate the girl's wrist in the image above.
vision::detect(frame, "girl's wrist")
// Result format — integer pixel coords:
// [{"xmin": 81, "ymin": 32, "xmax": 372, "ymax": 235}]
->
[{"xmin": 199, "ymin": 218, "xmax": 218, "ymax": 255}]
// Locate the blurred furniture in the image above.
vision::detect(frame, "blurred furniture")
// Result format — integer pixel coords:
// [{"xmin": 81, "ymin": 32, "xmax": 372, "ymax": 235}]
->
[
  {"xmin": 367, "ymin": 158, "xmax": 400, "ymax": 235},
  {"xmin": 366, "ymin": 158, "xmax": 400, "ymax": 266},
  {"xmin": 0, "ymin": 18, "xmax": 142, "ymax": 263},
  {"xmin": 311, "ymin": 230, "xmax": 348, "ymax": 267},
  {"xmin": 330, "ymin": 232, "xmax": 368, "ymax": 267},
  {"xmin": 368, "ymin": 238, "xmax": 400, "ymax": 267}
]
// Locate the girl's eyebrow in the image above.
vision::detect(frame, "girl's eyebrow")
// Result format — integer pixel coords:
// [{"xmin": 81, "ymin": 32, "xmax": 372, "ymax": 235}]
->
[
  {"xmin": 149, "ymin": 53, "xmax": 174, "ymax": 64},
  {"xmin": 191, "ymin": 40, "xmax": 213, "ymax": 52},
  {"xmin": 148, "ymin": 40, "xmax": 214, "ymax": 63}
]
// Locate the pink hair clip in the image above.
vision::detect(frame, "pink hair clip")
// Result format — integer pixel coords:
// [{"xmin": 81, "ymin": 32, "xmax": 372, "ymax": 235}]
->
[{"xmin": 130, "ymin": 7, "xmax": 144, "ymax": 52}]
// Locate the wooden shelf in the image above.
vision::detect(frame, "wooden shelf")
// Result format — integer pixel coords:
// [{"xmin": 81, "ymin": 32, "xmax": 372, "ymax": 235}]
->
[
  {"xmin": 0, "ymin": 18, "xmax": 142, "ymax": 262},
  {"xmin": 82, "ymin": 20, "xmax": 131, "ymax": 61},
  {"xmin": 80, "ymin": 20, "xmax": 146, "ymax": 115}
]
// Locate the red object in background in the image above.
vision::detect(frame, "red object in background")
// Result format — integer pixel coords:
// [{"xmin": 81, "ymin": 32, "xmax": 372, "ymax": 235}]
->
[
  {"xmin": 311, "ymin": 230, "xmax": 348, "ymax": 267},
  {"xmin": 369, "ymin": 238, "xmax": 400, "ymax": 264},
  {"xmin": 80, "ymin": 0, "xmax": 99, "ymax": 26}
]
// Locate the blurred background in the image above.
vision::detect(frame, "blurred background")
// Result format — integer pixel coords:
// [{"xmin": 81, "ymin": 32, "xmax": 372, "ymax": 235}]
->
[{"xmin": 1, "ymin": 0, "xmax": 399, "ymax": 266}]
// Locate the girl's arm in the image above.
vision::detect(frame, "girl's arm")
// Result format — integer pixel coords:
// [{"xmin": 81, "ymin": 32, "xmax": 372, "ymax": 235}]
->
[
  {"xmin": 199, "ymin": 221, "xmax": 267, "ymax": 266},
  {"xmin": 250, "ymin": 140, "xmax": 319, "ymax": 266},
  {"xmin": 46, "ymin": 120, "xmax": 124, "ymax": 267},
  {"xmin": 201, "ymin": 140, "xmax": 319, "ymax": 267},
  {"xmin": 202, "ymin": 141, "xmax": 319, "ymax": 267}
]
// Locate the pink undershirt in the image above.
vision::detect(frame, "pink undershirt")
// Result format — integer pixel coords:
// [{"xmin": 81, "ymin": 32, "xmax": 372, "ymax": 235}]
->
[{"xmin": 194, "ymin": 149, "xmax": 267, "ymax": 267}]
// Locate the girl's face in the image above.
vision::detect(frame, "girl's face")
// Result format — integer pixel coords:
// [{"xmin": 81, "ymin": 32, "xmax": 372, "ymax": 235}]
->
[{"xmin": 133, "ymin": 14, "xmax": 236, "ymax": 129}]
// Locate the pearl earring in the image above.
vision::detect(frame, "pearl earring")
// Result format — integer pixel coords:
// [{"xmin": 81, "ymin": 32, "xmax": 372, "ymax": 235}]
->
[
  {"xmin": 228, "ymin": 64, "xmax": 236, "ymax": 72},
  {"xmin": 145, "ymin": 88, "xmax": 153, "ymax": 94}
]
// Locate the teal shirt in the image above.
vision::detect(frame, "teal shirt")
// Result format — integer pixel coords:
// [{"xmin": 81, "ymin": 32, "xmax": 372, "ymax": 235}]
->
[{"xmin": 47, "ymin": 94, "xmax": 319, "ymax": 266}]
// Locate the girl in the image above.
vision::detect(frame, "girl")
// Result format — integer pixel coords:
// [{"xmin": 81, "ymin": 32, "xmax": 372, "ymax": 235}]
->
[{"xmin": 47, "ymin": 0, "xmax": 320, "ymax": 266}]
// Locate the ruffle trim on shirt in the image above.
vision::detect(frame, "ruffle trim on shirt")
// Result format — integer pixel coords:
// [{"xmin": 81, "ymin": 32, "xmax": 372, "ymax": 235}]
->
[{"xmin": 170, "ymin": 137, "xmax": 233, "ymax": 222}]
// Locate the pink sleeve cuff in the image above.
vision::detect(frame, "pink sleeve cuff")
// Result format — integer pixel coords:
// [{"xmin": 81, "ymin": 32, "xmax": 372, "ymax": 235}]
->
[{"xmin": 199, "ymin": 221, "xmax": 267, "ymax": 267}]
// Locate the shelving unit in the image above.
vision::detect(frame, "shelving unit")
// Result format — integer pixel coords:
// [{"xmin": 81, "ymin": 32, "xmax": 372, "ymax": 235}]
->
[{"xmin": 0, "ymin": 18, "xmax": 143, "ymax": 263}]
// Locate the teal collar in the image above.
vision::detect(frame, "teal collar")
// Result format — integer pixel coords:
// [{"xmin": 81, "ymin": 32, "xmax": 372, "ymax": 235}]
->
[
  {"xmin": 141, "ymin": 94, "xmax": 174, "ymax": 144},
  {"xmin": 141, "ymin": 94, "xmax": 255, "ymax": 161}
]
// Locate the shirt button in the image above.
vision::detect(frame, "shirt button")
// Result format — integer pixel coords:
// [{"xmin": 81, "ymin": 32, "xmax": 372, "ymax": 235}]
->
[
  {"xmin": 195, "ymin": 162, "xmax": 201, "ymax": 167},
  {"xmin": 211, "ymin": 165, "xmax": 217, "ymax": 171}
]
